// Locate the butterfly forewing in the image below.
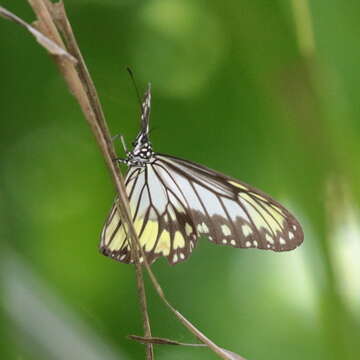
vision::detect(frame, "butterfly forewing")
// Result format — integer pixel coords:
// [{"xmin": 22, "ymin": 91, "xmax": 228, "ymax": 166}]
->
[{"xmin": 156, "ymin": 154, "xmax": 303, "ymax": 251}]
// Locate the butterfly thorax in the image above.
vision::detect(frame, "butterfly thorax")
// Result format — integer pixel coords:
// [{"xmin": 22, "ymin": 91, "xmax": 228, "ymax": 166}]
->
[{"xmin": 124, "ymin": 134, "xmax": 154, "ymax": 167}]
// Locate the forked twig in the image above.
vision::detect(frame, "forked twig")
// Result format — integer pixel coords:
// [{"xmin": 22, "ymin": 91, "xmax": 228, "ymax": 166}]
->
[
  {"xmin": 0, "ymin": 2, "xmax": 247, "ymax": 359},
  {"xmin": 129, "ymin": 335, "xmax": 247, "ymax": 360},
  {"xmin": 0, "ymin": 5, "xmax": 75, "ymax": 62}
]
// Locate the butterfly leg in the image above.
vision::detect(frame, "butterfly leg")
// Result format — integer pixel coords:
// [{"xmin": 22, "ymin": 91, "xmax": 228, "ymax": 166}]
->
[
  {"xmin": 111, "ymin": 134, "xmax": 130, "ymax": 165},
  {"xmin": 112, "ymin": 134, "xmax": 128, "ymax": 152},
  {"xmin": 111, "ymin": 133, "xmax": 121, "ymax": 142},
  {"xmin": 115, "ymin": 157, "xmax": 128, "ymax": 164},
  {"xmin": 112, "ymin": 134, "xmax": 131, "ymax": 166}
]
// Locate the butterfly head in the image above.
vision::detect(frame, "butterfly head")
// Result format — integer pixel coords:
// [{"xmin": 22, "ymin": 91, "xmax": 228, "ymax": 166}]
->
[{"xmin": 125, "ymin": 132, "xmax": 153, "ymax": 166}]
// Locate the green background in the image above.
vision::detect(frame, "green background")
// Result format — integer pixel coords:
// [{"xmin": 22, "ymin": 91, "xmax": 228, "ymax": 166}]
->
[{"xmin": 1, "ymin": 1, "xmax": 360, "ymax": 359}]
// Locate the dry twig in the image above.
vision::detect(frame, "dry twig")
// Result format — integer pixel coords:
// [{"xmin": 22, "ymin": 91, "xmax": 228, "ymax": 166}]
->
[{"xmin": 129, "ymin": 335, "xmax": 247, "ymax": 360}]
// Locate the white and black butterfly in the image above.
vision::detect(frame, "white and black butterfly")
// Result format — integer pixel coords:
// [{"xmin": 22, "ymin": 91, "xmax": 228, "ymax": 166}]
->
[{"xmin": 100, "ymin": 84, "xmax": 304, "ymax": 265}]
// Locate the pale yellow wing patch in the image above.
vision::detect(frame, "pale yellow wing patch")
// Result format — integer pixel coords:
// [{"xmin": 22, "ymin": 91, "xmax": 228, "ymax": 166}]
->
[{"xmin": 100, "ymin": 166, "xmax": 198, "ymax": 265}]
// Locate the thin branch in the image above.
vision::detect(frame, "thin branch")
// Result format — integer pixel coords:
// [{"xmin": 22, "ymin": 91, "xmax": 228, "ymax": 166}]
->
[
  {"xmin": 0, "ymin": 5, "xmax": 75, "ymax": 62},
  {"xmin": 129, "ymin": 336, "xmax": 247, "ymax": 360},
  {"xmin": 1, "ymin": 2, "xmax": 247, "ymax": 360},
  {"xmin": 129, "ymin": 335, "xmax": 208, "ymax": 347}
]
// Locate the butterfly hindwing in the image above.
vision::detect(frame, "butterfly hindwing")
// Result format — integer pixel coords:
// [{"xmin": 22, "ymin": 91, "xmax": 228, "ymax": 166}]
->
[{"xmin": 100, "ymin": 164, "xmax": 198, "ymax": 265}]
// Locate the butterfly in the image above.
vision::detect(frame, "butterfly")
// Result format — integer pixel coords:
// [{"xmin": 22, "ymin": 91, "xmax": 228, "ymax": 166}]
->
[{"xmin": 100, "ymin": 84, "xmax": 304, "ymax": 265}]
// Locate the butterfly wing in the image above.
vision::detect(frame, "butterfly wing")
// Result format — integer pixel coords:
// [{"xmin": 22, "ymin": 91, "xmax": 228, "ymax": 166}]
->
[
  {"xmin": 154, "ymin": 154, "xmax": 303, "ymax": 252},
  {"xmin": 100, "ymin": 164, "xmax": 198, "ymax": 265},
  {"xmin": 100, "ymin": 154, "xmax": 303, "ymax": 265}
]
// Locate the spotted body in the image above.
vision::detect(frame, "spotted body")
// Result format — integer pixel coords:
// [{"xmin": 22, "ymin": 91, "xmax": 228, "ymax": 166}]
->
[{"xmin": 100, "ymin": 84, "xmax": 304, "ymax": 265}]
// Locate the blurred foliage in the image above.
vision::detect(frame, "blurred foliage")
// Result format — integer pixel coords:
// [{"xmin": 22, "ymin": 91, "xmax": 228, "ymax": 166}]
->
[{"xmin": 1, "ymin": 0, "xmax": 360, "ymax": 359}]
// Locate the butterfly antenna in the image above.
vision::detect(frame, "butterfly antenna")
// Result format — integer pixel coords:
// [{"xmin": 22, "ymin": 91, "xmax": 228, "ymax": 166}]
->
[{"xmin": 126, "ymin": 67, "xmax": 142, "ymax": 107}]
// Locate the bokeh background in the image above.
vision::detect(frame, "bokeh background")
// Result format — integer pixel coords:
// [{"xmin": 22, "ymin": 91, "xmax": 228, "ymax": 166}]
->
[{"xmin": 1, "ymin": 1, "xmax": 360, "ymax": 359}]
